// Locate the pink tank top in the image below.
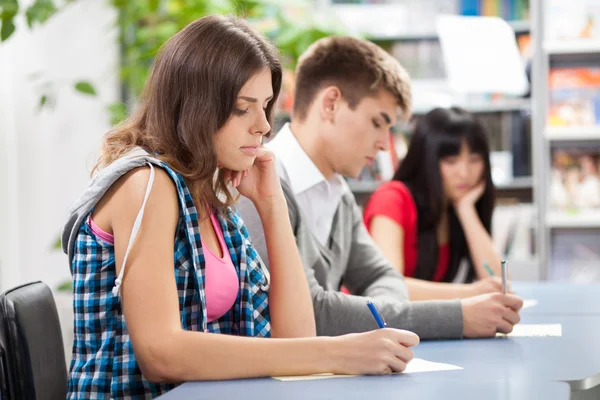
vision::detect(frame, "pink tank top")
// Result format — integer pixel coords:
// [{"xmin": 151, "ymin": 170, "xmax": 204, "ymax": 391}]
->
[{"xmin": 89, "ymin": 213, "xmax": 239, "ymax": 323}]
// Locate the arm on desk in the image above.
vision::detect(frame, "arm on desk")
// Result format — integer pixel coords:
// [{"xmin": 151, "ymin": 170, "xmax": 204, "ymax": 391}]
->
[{"xmin": 329, "ymin": 197, "xmax": 464, "ymax": 340}]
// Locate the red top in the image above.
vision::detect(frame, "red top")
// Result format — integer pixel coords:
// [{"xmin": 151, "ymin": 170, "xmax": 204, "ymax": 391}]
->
[{"xmin": 363, "ymin": 181, "xmax": 449, "ymax": 282}]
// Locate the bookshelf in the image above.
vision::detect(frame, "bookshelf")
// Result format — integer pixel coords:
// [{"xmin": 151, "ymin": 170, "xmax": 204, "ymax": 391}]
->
[
  {"xmin": 365, "ymin": 19, "xmax": 530, "ymax": 42},
  {"xmin": 531, "ymin": 0, "xmax": 600, "ymax": 281},
  {"xmin": 413, "ymin": 98, "xmax": 531, "ymax": 115},
  {"xmin": 546, "ymin": 210, "xmax": 600, "ymax": 229},
  {"xmin": 546, "ymin": 126, "xmax": 600, "ymax": 141},
  {"xmin": 544, "ymin": 40, "xmax": 600, "ymax": 55}
]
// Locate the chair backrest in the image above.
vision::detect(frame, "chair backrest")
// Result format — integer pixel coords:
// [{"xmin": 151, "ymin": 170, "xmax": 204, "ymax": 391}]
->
[{"xmin": 0, "ymin": 281, "xmax": 68, "ymax": 400}]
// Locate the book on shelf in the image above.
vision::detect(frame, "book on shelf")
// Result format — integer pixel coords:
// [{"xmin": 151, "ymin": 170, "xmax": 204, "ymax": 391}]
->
[
  {"xmin": 492, "ymin": 203, "xmax": 535, "ymax": 260},
  {"xmin": 387, "ymin": 41, "xmax": 446, "ymax": 80},
  {"xmin": 547, "ymin": 0, "xmax": 600, "ymax": 41},
  {"xmin": 459, "ymin": 0, "xmax": 529, "ymax": 21},
  {"xmin": 550, "ymin": 147, "xmax": 600, "ymax": 211},
  {"xmin": 548, "ymin": 67, "xmax": 600, "ymax": 127}
]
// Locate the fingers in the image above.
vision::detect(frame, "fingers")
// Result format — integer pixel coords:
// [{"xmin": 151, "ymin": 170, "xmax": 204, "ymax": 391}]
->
[
  {"xmin": 497, "ymin": 293, "xmax": 524, "ymax": 311},
  {"xmin": 254, "ymin": 146, "xmax": 275, "ymax": 162},
  {"xmin": 384, "ymin": 328, "xmax": 420, "ymax": 347},
  {"xmin": 393, "ymin": 344, "xmax": 414, "ymax": 365},
  {"xmin": 489, "ymin": 277, "xmax": 504, "ymax": 291},
  {"xmin": 496, "ymin": 319, "xmax": 514, "ymax": 334},
  {"xmin": 223, "ymin": 169, "xmax": 247, "ymax": 188},
  {"xmin": 387, "ymin": 354, "xmax": 409, "ymax": 373},
  {"xmin": 502, "ymin": 307, "xmax": 521, "ymax": 326}
]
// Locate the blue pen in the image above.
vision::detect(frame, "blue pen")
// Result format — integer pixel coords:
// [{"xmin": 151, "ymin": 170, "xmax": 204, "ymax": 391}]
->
[{"xmin": 367, "ymin": 300, "xmax": 387, "ymax": 328}]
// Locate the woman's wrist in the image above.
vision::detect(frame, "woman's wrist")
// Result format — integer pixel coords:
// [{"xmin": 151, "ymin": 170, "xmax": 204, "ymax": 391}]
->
[
  {"xmin": 454, "ymin": 201, "xmax": 477, "ymax": 219},
  {"xmin": 456, "ymin": 284, "xmax": 475, "ymax": 299},
  {"xmin": 254, "ymin": 193, "xmax": 287, "ymax": 219},
  {"xmin": 320, "ymin": 336, "xmax": 346, "ymax": 374}
]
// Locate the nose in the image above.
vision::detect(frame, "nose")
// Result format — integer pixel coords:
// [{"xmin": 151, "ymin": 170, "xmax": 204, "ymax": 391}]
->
[
  {"xmin": 252, "ymin": 110, "xmax": 271, "ymax": 137},
  {"xmin": 376, "ymin": 132, "xmax": 390, "ymax": 152},
  {"xmin": 457, "ymin": 160, "xmax": 469, "ymax": 179}
]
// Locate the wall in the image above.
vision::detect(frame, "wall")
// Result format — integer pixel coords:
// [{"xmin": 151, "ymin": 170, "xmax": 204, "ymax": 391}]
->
[{"xmin": 0, "ymin": 0, "xmax": 119, "ymax": 293}]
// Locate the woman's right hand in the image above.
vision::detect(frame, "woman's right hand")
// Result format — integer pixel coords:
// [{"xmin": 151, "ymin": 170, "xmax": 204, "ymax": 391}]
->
[
  {"xmin": 328, "ymin": 328, "xmax": 420, "ymax": 375},
  {"xmin": 467, "ymin": 276, "xmax": 508, "ymax": 297}
]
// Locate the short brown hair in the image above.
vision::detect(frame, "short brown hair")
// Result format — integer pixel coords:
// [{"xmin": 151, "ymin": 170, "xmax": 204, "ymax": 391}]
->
[
  {"xmin": 95, "ymin": 15, "xmax": 282, "ymax": 217},
  {"xmin": 293, "ymin": 36, "xmax": 411, "ymax": 122}
]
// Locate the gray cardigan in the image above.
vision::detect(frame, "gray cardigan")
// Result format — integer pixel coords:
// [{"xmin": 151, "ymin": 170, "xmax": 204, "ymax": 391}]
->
[{"xmin": 235, "ymin": 181, "xmax": 464, "ymax": 340}]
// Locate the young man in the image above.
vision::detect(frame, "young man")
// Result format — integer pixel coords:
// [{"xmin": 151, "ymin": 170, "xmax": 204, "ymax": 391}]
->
[{"xmin": 236, "ymin": 36, "xmax": 523, "ymax": 339}]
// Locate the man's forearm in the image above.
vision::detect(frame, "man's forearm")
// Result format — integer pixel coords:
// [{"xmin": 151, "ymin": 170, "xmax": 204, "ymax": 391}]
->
[{"xmin": 312, "ymin": 290, "xmax": 463, "ymax": 340}]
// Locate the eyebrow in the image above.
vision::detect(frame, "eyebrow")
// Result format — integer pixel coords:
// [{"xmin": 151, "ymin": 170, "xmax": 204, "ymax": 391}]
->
[{"xmin": 239, "ymin": 95, "xmax": 274, "ymax": 103}]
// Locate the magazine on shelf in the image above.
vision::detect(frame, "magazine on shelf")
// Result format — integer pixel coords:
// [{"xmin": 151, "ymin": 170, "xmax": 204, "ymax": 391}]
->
[
  {"xmin": 550, "ymin": 147, "xmax": 600, "ymax": 211},
  {"xmin": 548, "ymin": 67, "xmax": 600, "ymax": 127},
  {"xmin": 546, "ymin": 0, "xmax": 600, "ymax": 41}
]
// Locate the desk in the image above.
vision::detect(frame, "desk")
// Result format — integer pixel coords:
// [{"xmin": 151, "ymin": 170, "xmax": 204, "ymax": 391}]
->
[
  {"xmin": 513, "ymin": 282, "xmax": 600, "ymax": 315},
  {"xmin": 157, "ymin": 376, "xmax": 569, "ymax": 400},
  {"xmin": 414, "ymin": 315, "xmax": 600, "ymax": 391},
  {"xmin": 157, "ymin": 284, "xmax": 598, "ymax": 399}
]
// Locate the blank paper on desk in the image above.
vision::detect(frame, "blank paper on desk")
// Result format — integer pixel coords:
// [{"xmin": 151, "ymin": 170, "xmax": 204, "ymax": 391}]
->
[
  {"xmin": 498, "ymin": 324, "xmax": 562, "ymax": 337},
  {"xmin": 272, "ymin": 358, "xmax": 463, "ymax": 381},
  {"xmin": 522, "ymin": 299, "xmax": 538, "ymax": 309}
]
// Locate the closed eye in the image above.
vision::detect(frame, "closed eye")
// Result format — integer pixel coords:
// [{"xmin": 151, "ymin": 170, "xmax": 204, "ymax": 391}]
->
[{"xmin": 233, "ymin": 108, "xmax": 249, "ymax": 116}]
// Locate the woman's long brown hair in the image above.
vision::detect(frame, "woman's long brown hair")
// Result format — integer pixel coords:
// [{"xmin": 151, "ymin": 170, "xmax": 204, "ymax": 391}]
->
[{"xmin": 95, "ymin": 15, "xmax": 282, "ymax": 217}]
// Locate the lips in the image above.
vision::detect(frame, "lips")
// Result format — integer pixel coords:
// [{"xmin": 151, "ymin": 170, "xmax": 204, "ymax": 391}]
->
[{"xmin": 240, "ymin": 146, "xmax": 259, "ymax": 156}]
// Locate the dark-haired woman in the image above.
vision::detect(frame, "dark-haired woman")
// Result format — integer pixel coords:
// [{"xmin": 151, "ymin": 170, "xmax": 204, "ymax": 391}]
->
[
  {"xmin": 63, "ymin": 15, "xmax": 418, "ymax": 399},
  {"xmin": 364, "ymin": 107, "xmax": 503, "ymax": 301}
]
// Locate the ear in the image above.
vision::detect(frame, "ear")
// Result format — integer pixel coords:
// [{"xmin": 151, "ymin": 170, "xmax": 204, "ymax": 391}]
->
[{"xmin": 318, "ymin": 86, "xmax": 342, "ymax": 123}]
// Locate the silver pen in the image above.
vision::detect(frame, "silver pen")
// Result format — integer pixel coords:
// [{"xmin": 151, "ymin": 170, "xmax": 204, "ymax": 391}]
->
[{"xmin": 501, "ymin": 260, "xmax": 508, "ymax": 294}]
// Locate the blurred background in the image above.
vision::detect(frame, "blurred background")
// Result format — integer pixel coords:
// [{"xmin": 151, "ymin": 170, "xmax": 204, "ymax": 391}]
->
[{"xmin": 2, "ymin": 0, "xmax": 600, "ymax": 360}]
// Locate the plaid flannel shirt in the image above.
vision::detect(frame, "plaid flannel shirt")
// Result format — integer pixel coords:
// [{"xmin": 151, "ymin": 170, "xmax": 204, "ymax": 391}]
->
[{"xmin": 67, "ymin": 159, "xmax": 271, "ymax": 399}]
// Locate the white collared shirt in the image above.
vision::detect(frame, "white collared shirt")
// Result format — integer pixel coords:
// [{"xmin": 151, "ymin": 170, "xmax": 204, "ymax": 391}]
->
[{"xmin": 267, "ymin": 123, "xmax": 346, "ymax": 246}]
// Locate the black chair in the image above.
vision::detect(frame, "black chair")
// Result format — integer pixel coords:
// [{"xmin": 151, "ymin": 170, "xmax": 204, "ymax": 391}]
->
[{"xmin": 0, "ymin": 281, "xmax": 68, "ymax": 400}]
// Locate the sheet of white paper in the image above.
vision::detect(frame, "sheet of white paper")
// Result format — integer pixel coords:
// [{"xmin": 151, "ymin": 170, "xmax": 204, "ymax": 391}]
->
[
  {"xmin": 498, "ymin": 324, "xmax": 562, "ymax": 338},
  {"xmin": 403, "ymin": 358, "xmax": 463, "ymax": 373},
  {"xmin": 522, "ymin": 299, "xmax": 538, "ymax": 309},
  {"xmin": 272, "ymin": 358, "xmax": 463, "ymax": 381}
]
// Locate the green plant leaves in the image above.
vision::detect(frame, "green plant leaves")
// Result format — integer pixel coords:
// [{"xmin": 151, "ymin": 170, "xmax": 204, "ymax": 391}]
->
[
  {"xmin": 56, "ymin": 280, "xmax": 72, "ymax": 292},
  {"xmin": 108, "ymin": 102, "xmax": 128, "ymax": 125},
  {"xmin": 0, "ymin": 16, "xmax": 15, "ymax": 40},
  {"xmin": 74, "ymin": 81, "xmax": 97, "ymax": 96},
  {"xmin": 52, "ymin": 235, "xmax": 62, "ymax": 250},
  {"xmin": 25, "ymin": 0, "xmax": 58, "ymax": 28}
]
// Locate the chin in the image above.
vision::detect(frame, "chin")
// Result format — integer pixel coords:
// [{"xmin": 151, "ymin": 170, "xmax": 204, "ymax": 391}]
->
[
  {"xmin": 220, "ymin": 157, "xmax": 255, "ymax": 172},
  {"xmin": 347, "ymin": 167, "xmax": 364, "ymax": 179}
]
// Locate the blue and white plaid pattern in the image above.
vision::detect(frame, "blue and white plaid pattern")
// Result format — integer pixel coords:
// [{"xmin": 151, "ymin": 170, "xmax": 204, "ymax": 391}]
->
[{"xmin": 68, "ymin": 160, "xmax": 271, "ymax": 399}]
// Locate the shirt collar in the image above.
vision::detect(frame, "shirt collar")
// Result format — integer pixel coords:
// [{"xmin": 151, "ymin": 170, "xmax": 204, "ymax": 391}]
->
[{"xmin": 268, "ymin": 123, "xmax": 344, "ymax": 195}]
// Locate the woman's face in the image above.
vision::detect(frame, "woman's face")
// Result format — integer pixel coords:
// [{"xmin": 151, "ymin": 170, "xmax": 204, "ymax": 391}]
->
[
  {"xmin": 214, "ymin": 68, "xmax": 273, "ymax": 171},
  {"xmin": 439, "ymin": 140, "xmax": 485, "ymax": 202}
]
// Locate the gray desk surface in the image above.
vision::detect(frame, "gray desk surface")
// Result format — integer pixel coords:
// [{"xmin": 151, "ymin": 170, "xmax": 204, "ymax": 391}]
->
[
  {"xmin": 513, "ymin": 282, "xmax": 600, "ymax": 315},
  {"xmin": 415, "ymin": 314, "xmax": 600, "ymax": 391},
  {"xmin": 157, "ymin": 283, "xmax": 600, "ymax": 399},
  {"xmin": 157, "ymin": 376, "xmax": 570, "ymax": 400}
]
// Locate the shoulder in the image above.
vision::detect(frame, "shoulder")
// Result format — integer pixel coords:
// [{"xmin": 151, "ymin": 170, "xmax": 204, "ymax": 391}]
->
[
  {"xmin": 368, "ymin": 181, "xmax": 415, "ymax": 211},
  {"xmin": 376, "ymin": 180, "xmax": 413, "ymax": 199},
  {"xmin": 108, "ymin": 165, "xmax": 179, "ymax": 227},
  {"xmin": 364, "ymin": 180, "xmax": 416, "ymax": 229}
]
